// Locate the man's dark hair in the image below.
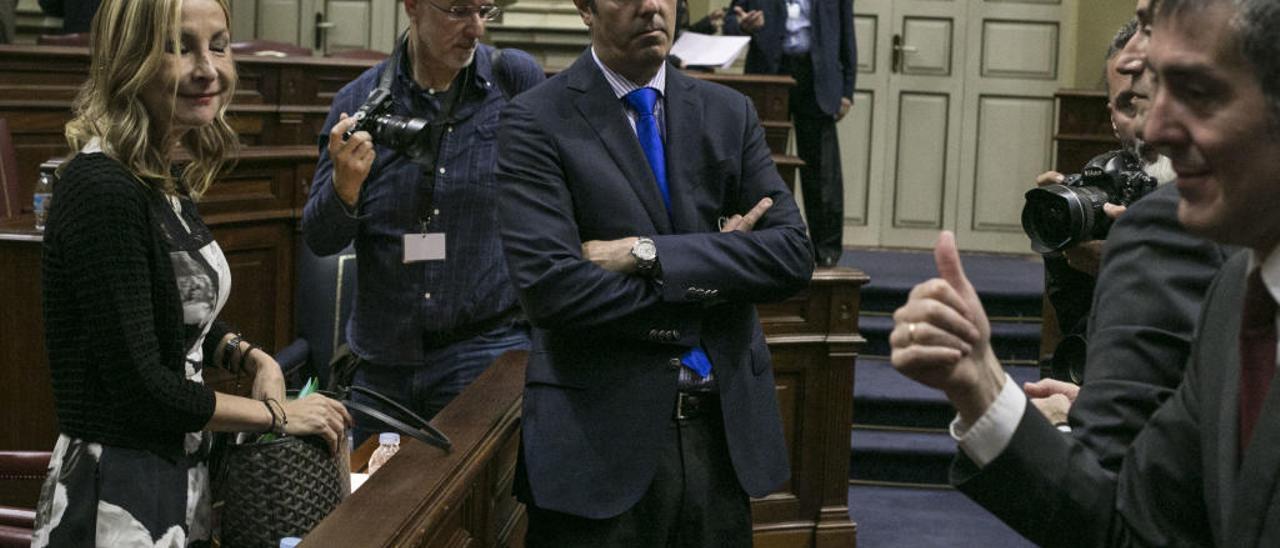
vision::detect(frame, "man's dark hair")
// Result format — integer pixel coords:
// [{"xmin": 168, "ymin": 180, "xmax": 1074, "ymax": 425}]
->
[
  {"xmin": 1102, "ymin": 18, "xmax": 1139, "ymax": 94},
  {"xmin": 1107, "ymin": 18, "xmax": 1139, "ymax": 61},
  {"xmin": 1154, "ymin": 0, "xmax": 1280, "ymax": 123}
]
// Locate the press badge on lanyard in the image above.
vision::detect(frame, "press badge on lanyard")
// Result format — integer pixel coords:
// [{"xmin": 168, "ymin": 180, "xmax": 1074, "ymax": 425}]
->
[
  {"xmin": 787, "ymin": 0, "xmax": 801, "ymax": 20},
  {"xmin": 404, "ymin": 233, "xmax": 446, "ymax": 263}
]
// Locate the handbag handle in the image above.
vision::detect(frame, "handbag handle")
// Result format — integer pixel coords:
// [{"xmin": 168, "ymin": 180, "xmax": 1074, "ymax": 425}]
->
[{"xmin": 324, "ymin": 386, "xmax": 452, "ymax": 451}]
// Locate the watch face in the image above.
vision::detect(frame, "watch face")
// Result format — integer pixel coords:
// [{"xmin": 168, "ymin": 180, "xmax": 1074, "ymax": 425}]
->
[{"xmin": 635, "ymin": 239, "xmax": 657, "ymax": 261}]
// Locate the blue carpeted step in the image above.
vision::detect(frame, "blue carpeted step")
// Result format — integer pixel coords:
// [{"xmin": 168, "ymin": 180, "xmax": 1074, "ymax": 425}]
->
[
  {"xmin": 860, "ymin": 285, "xmax": 1044, "ymax": 321},
  {"xmin": 854, "ymin": 358, "xmax": 1040, "ymax": 430},
  {"xmin": 848, "ymin": 484, "xmax": 1035, "ymax": 547},
  {"xmin": 843, "ymin": 248, "xmax": 1044, "ymax": 319},
  {"xmin": 850, "ymin": 428, "xmax": 955, "ymax": 485},
  {"xmin": 860, "ymin": 315, "xmax": 1043, "ymax": 363}
]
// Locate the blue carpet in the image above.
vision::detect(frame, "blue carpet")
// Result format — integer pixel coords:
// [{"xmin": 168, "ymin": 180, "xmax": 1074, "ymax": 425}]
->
[
  {"xmin": 840, "ymin": 248, "xmax": 1043, "ymax": 299},
  {"xmin": 840, "ymin": 248, "xmax": 1044, "ymax": 319},
  {"xmin": 849, "ymin": 485, "xmax": 1035, "ymax": 547}
]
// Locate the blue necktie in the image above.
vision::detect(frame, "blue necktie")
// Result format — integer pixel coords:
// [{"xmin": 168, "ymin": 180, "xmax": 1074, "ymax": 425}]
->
[{"xmin": 623, "ymin": 87, "xmax": 712, "ymax": 378}]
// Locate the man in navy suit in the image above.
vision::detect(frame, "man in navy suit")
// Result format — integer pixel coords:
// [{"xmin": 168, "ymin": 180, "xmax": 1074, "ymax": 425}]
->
[
  {"xmin": 726, "ymin": 0, "xmax": 857, "ymax": 266},
  {"xmin": 496, "ymin": 0, "xmax": 814, "ymax": 544}
]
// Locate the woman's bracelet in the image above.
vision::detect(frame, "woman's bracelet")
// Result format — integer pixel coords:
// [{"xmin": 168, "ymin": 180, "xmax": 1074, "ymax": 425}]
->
[
  {"xmin": 264, "ymin": 397, "xmax": 287, "ymax": 436},
  {"xmin": 222, "ymin": 334, "xmax": 243, "ymax": 371},
  {"xmin": 262, "ymin": 398, "xmax": 279, "ymax": 434}
]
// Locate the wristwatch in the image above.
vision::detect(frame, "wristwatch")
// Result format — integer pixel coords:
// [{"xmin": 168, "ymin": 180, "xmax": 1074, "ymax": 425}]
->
[{"xmin": 631, "ymin": 237, "xmax": 658, "ymax": 277}]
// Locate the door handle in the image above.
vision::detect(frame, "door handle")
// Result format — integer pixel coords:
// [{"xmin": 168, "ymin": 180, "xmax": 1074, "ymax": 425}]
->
[
  {"xmin": 315, "ymin": 13, "xmax": 336, "ymax": 50},
  {"xmin": 892, "ymin": 34, "xmax": 918, "ymax": 73}
]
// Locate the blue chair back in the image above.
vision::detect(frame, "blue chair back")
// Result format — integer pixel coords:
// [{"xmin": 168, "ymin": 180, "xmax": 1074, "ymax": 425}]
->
[{"xmin": 283, "ymin": 243, "xmax": 357, "ymax": 388}]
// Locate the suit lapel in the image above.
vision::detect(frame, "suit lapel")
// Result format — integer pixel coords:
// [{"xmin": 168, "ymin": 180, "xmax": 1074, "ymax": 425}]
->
[
  {"xmin": 663, "ymin": 68, "xmax": 704, "ymax": 234},
  {"xmin": 566, "ymin": 52, "xmax": 673, "ymax": 234}
]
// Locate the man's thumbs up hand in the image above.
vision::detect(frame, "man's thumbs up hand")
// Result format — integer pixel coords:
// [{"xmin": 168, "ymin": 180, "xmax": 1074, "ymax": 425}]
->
[{"xmin": 891, "ymin": 232, "xmax": 1006, "ymax": 424}]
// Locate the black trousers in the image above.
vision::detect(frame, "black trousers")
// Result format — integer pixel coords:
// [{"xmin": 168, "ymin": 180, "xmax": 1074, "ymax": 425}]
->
[
  {"xmin": 523, "ymin": 397, "xmax": 752, "ymax": 548},
  {"xmin": 782, "ymin": 53, "xmax": 845, "ymax": 265}
]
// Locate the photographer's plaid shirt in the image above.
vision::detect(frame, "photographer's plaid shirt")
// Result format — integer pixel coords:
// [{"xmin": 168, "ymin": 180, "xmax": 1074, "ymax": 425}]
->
[{"xmin": 303, "ymin": 45, "xmax": 545, "ymax": 366}]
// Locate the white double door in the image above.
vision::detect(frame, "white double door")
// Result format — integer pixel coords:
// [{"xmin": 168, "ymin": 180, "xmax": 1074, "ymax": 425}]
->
[
  {"xmin": 228, "ymin": 0, "xmax": 406, "ymax": 54},
  {"xmin": 840, "ymin": 0, "xmax": 1076, "ymax": 253}
]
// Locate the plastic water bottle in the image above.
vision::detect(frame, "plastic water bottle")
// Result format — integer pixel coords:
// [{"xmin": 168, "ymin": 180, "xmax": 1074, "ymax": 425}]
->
[
  {"xmin": 33, "ymin": 165, "xmax": 54, "ymax": 231},
  {"xmin": 366, "ymin": 432, "xmax": 400, "ymax": 475}
]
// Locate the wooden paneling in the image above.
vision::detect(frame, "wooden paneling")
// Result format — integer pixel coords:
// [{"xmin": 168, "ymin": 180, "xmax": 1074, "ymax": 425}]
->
[
  {"xmin": 0, "ymin": 227, "xmax": 56, "ymax": 453},
  {"xmin": 1053, "ymin": 89, "xmax": 1114, "ymax": 173}
]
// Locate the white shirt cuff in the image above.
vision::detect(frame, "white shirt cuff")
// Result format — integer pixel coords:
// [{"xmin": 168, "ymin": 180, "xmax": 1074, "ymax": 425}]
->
[{"xmin": 948, "ymin": 373, "xmax": 1026, "ymax": 468}]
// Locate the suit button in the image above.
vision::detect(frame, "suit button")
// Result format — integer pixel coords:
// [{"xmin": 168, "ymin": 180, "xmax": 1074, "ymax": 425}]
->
[
  {"xmin": 668, "ymin": 358, "xmax": 681, "ymax": 371},
  {"xmin": 648, "ymin": 329, "xmax": 659, "ymax": 339},
  {"xmin": 670, "ymin": 330, "xmax": 680, "ymax": 340},
  {"xmin": 685, "ymin": 287, "xmax": 699, "ymax": 299}
]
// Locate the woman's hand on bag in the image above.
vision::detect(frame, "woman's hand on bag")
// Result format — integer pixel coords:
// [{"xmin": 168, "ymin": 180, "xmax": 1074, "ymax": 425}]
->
[
  {"xmin": 283, "ymin": 394, "xmax": 353, "ymax": 453},
  {"xmin": 248, "ymin": 350, "xmax": 286, "ymax": 402}
]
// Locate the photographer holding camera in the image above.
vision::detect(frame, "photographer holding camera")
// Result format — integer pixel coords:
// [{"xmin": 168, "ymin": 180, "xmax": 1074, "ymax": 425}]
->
[
  {"xmin": 1017, "ymin": 3, "xmax": 1232, "ymax": 474},
  {"xmin": 302, "ymin": 0, "xmax": 545, "ymax": 445}
]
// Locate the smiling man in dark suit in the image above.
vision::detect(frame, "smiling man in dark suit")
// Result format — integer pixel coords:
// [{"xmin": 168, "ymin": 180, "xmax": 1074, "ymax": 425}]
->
[
  {"xmin": 725, "ymin": 0, "xmax": 856, "ymax": 267},
  {"xmin": 888, "ymin": 0, "xmax": 1280, "ymax": 545},
  {"xmin": 496, "ymin": 0, "xmax": 814, "ymax": 545}
]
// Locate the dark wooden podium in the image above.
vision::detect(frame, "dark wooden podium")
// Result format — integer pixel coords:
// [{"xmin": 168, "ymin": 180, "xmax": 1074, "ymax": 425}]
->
[{"xmin": 306, "ymin": 268, "xmax": 867, "ymax": 547}]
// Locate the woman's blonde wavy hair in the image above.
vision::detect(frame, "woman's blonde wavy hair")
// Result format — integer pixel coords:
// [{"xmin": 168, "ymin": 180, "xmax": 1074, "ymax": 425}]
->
[{"xmin": 64, "ymin": 0, "xmax": 238, "ymax": 199}]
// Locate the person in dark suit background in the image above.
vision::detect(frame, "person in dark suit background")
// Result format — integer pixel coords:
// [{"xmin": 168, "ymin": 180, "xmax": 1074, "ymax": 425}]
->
[
  {"xmin": 496, "ymin": 0, "xmax": 814, "ymax": 544},
  {"xmin": 724, "ymin": 0, "xmax": 856, "ymax": 266},
  {"xmin": 888, "ymin": 0, "xmax": 1280, "ymax": 544},
  {"xmin": 38, "ymin": 0, "xmax": 101, "ymax": 34}
]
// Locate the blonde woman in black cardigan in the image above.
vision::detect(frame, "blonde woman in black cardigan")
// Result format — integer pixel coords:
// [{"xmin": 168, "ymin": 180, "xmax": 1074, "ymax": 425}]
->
[{"xmin": 32, "ymin": 0, "xmax": 351, "ymax": 545}]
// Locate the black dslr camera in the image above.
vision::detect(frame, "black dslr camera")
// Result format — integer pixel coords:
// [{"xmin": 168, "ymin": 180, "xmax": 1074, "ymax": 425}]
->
[
  {"xmin": 343, "ymin": 88, "xmax": 433, "ymax": 162},
  {"xmin": 1021, "ymin": 149, "xmax": 1158, "ymax": 254}
]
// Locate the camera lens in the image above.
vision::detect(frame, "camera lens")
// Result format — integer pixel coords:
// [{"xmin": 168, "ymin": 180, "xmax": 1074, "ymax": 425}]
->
[
  {"xmin": 1022, "ymin": 183, "xmax": 1111, "ymax": 254},
  {"xmin": 1023, "ymin": 186, "xmax": 1084, "ymax": 253},
  {"xmin": 369, "ymin": 115, "xmax": 431, "ymax": 159}
]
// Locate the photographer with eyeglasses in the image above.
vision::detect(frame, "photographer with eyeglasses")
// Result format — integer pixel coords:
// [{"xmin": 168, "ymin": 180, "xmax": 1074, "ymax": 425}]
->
[{"xmin": 302, "ymin": 0, "xmax": 545, "ymax": 447}]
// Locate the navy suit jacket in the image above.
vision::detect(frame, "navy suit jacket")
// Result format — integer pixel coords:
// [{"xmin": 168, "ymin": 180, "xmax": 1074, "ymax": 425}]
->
[
  {"xmin": 496, "ymin": 51, "xmax": 814, "ymax": 518},
  {"xmin": 724, "ymin": 0, "xmax": 858, "ymax": 116}
]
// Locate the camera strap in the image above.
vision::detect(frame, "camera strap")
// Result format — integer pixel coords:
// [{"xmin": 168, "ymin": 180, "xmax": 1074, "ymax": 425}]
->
[{"xmin": 376, "ymin": 33, "xmax": 514, "ymax": 232}]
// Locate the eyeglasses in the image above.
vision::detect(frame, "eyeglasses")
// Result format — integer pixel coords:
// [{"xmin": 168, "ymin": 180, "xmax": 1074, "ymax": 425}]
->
[{"xmin": 426, "ymin": 1, "xmax": 503, "ymax": 22}]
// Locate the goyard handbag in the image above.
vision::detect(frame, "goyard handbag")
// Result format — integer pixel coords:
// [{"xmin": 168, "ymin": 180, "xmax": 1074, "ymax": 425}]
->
[
  {"xmin": 213, "ymin": 386, "xmax": 452, "ymax": 547},
  {"xmin": 214, "ymin": 434, "xmax": 345, "ymax": 548}
]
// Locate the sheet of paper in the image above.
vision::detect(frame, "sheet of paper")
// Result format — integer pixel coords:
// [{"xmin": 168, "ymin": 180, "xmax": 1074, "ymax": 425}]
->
[
  {"xmin": 350, "ymin": 472, "xmax": 370, "ymax": 492},
  {"xmin": 669, "ymin": 32, "xmax": 753, "ymax": 70}
]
